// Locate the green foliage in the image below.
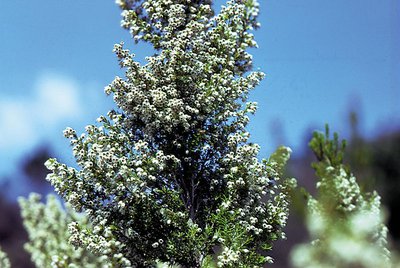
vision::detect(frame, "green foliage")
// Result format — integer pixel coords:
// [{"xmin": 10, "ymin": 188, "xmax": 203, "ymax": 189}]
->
[
  {"xmin": 291, "ymin": 125, "xmax": 391, "ymax": 268},
  {"xmin": 308, "ymin": 124, "xmax": 346, "ymax": 171}
]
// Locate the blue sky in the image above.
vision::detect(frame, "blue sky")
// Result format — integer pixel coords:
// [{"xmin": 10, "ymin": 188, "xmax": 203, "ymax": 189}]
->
[{"xmin": 0, "ymin": 1, "xmax": 399, "ymax": 186}]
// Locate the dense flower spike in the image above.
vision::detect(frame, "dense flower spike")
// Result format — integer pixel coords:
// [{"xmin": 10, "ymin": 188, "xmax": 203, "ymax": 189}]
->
[
  {"xmin": 291, "ymin": 126, "xmax": 391, "ymax": 268},
  {"xmin": 45, "ymin": 0, "xmax": 293, "ymax": 267}
]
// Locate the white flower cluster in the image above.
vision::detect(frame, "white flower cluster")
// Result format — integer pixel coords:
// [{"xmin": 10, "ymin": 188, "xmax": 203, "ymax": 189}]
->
[
  {"xmin": 217, "ymin": 247, "xmax": 240, "ymax": 267},
  {"xmin": 67, "ymin": 220, "xmax": 131, "ymax": 267},
  {"xmin": 45, "ymin": 0, "xmax": 293, "ymax": 267},
  {"xmin": 217, "ymin": 145, "xmax": 293, "ymax": 238}
]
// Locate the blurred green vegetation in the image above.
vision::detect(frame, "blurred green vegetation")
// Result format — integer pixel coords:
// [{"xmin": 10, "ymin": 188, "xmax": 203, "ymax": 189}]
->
[
  {"xmin": 272, "ymin": 112, "xmax": 400, "ymax": 267},
  {"xmin": 346, "ymin": 111, "xmax": 400, "ymax": 248}
]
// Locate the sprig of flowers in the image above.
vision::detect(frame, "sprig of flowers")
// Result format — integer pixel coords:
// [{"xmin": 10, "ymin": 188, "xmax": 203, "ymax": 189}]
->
[{"xmin": 291, "ymin": 126, "xmax": 391, "ymax": 268}]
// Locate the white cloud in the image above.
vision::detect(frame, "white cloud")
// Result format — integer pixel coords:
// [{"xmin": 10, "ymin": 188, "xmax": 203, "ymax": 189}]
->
[
  {"xmin": 34, "ymin": 73, "xmax": 82, "ymax": 124},
  {"xmin": 0, "ymin": 72, "xmax": 85, "ymax": 174},
  {"xmin": 0, "ymin": 100, "xmax": 36, "ymax": 148}
]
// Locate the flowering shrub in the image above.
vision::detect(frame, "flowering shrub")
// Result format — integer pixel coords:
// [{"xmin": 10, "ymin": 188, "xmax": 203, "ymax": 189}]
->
[
  {"xmin": 291, "ymin": 126, "xmax": 391, "ymax": 268},
  {"xmin": 43, "ymin": 0, "xmax": 293, "ymax": 267}
]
